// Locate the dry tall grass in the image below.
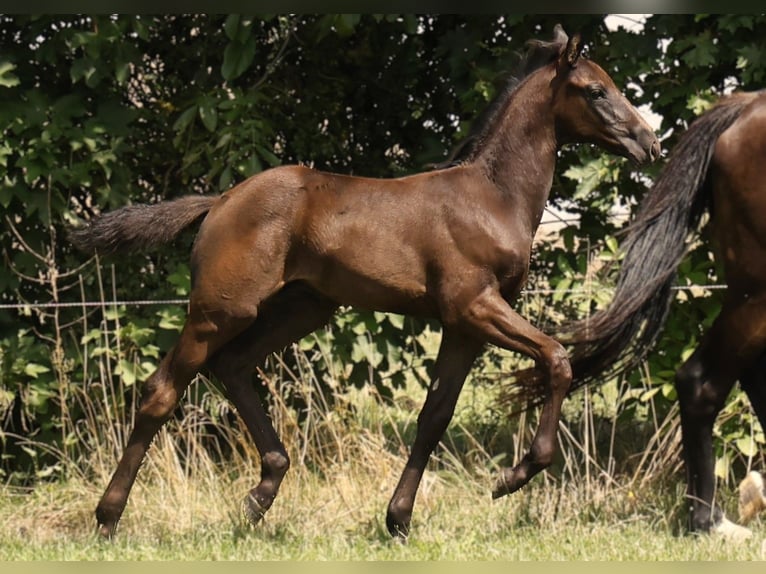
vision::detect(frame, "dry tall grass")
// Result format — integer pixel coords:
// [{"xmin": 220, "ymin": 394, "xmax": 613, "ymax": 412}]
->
[
  {"xmin": 2, "ymin": 277, "xmax": 764, "ymax": 557},
  {"xmin": 1, "ymin": 334, "xmax": 748, "ymax": 545}
]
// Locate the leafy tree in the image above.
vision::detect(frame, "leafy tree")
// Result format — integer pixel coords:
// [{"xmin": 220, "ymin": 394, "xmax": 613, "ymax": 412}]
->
[{"xmin": 1, "ymin": 14, "xmax": 765, "ymax": 482}]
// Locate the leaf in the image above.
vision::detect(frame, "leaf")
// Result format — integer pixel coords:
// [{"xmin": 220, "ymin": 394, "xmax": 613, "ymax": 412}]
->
[
  {"xmin": 24, "ymin": 363, "xmax": 50, "ymax": 378},
  {"xmin": 115, "ymin": 359, "xmax": 137, "ymax": 386},
  {"xmin": 735, "ymin": 436, "xmax": 758, "ymax": 458},
  {"xmin": 198, "ymin": 101, "xmax": 218, "ymax": 132},
  {"xmin": 218, "ymin": 165, "xmax": 233, "ymax": 190},
  {"xmin": 157, "ymin": 307, "xmax": 185, "ymax": 332},
  {"xmin": 221, "ymin": 35, "xmax": 256, "ymax": 81},
  {"xmin": 563, "ymin": 159, "xmax": 607, "ymax": 199},
  {"xmin": 215, "ymin": 132, "xmax": 233, "ymax": 150},
  {"xmin": 714, "ymin": 454, "xmax": 729, "ymax": 479},
  {"xmin": 115, "ymin": 61, "xmax": 131, "ymax": 85},
  {"xmin": 172, "ymin": 106, "xmax": 197, "ymax": 133},
  {"xmin": 70, "ymin": 58, "xmax": 98, "ymax": 85},
  {"xmin": 660, "ymin": 383, "xmax": 677, "ymax": 401},
  {"xmin": 333, "ymin": 14, "xmax": 360, "ymax": 37},
  {"xmin": 256, "ymin": 144, "xmax": 281, "ymax": 167},
  {"xmin": 0, "ymin": 61, "xmax": 20, "ymax": 88},
  {"xmin": 680, "ymin": 32, "xmax": 718, "ymax": 69},
  {"xmin": 167, "ymin": 263, "xmax": 191, "ymax": 296},
  {"xmin": 224, "ymin": 14, "xmax": 241, "ymax": 41},
  {"xmin": 387, "ymin": 314, "xmax": 405, "ymax": 329}
]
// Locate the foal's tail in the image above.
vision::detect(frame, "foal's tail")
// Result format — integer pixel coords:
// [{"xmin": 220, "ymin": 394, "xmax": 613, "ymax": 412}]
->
[
  {"xmin": 506, "ymin": 91, "xmax": 760, "ymax": 410},
  {"xmin": 69, "ymin": 195, "xmax": 217, "ymax": 255}
]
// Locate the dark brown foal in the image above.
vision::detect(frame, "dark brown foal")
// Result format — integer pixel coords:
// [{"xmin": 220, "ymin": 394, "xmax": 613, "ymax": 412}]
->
[{"xmin": 72, "ymin": 25, "xmax": 658, "ymax": 539}]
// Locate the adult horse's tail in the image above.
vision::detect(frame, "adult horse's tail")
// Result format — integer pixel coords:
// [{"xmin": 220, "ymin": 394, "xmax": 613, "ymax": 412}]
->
[
  {"xmin": 70, "ymin": 195, "xmax": 216, "ymax": 255},
  {"xmin": 508, "ymin": 92, "xmax": 760, "ymax": 409}
]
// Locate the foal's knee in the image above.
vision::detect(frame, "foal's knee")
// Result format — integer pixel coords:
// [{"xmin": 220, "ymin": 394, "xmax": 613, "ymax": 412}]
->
[
  {"xmin": 137, "ymin": 379, "xmax": 180, "ymax": 423},
  {"xmin": 544, "ymin": 343, "xmax": 572, "ymax": 393}
]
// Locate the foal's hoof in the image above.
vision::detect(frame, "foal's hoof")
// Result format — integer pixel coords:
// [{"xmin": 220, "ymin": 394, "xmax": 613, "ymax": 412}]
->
[
  {"xmin": 95, "ymin": 506, "xmax": 118, "ymax": 540},
  {"xmin": 491, "ymin": 467, "xmax": 526, "ymax": 499},
  {"xmin": 96, "ymin": 521, "xmax": 116, "ymax": 540},
  {"xmin": 242, "ymin": 492, "xmax": 268, "ymax": 526},
  {"xmin": 385, "ymin": 514, "xmax": 410, "ymax": 541},
  {"xmin": 738, "ymin": 470, "xmax": 766, "ymax": 525}
]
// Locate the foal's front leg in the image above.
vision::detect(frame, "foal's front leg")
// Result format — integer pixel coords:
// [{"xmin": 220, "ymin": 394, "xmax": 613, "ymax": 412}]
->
[
  {"xmin": 459, "ymin": 287, "xmax": 573, "ymax": 498},
  {"xmin": 386, "ymin": 329, "xmax": 482, "ymax": 538}
]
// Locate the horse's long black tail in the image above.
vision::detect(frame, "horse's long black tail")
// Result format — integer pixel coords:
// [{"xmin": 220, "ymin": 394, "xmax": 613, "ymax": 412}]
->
[
  {"xmin": 70, "ymin": 195, "xmax": 217, "ymax": 255},
  {"xmin": 507, "ymin": 92, "xmax": 760, "ymax": 410}
]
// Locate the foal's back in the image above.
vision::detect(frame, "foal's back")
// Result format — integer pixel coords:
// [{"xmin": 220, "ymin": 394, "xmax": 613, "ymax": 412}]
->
[{"xmin": 197, "ymin": 162, "xmax": 523, "ymax": 316}]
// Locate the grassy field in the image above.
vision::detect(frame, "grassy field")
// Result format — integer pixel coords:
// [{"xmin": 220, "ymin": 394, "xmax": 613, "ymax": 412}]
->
[
  {"xmin": 1, "ymin": 467, "xmax": 764, "ymax": 560},
  {"xmin": 2, "ymin": 416, "xmax": 764, "ymax": 560},
  {"xmin": 2, "ymin": 357, "xmax": 765, "ymax": 561}
]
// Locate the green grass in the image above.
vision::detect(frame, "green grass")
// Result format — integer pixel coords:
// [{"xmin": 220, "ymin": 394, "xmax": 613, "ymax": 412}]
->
[{"xmin": 1, "ymin": 463, "xmax": 764, "ymax": 560}]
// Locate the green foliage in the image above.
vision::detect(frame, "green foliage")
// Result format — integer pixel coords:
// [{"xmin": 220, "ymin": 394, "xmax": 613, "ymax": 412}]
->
[{"xmin": 1, "ymin": 14, "xmax": 765, "ymax": 484}]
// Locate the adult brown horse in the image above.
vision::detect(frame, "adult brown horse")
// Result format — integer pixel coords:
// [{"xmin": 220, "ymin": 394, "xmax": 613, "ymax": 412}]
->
[
  {"xmin": 511, "ymin": 90, "xmax": 766, "ymax": 538},
  {"xmin": 71, "ymin": 25, "xmax": 659, "ymax": 539}
]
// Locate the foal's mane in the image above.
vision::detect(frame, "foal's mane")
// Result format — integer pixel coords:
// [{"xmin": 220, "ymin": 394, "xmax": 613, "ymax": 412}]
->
[{"xmin": 434, "ymin": 28, "xmax": 569, "ymax": 169}]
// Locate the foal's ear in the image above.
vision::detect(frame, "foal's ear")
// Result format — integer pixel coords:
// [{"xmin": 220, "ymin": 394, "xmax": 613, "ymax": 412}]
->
[{"xmin": 563, "ymin": 32, "xmax": 583, "ymax": 67}]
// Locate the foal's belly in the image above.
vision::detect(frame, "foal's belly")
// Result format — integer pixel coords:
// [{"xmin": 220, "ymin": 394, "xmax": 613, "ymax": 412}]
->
[{"xmin": 291, "ymin": 254, "xmax": 437, "ymax": 317}]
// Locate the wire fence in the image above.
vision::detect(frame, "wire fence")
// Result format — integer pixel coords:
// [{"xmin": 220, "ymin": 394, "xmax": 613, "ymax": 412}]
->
[{"xmin": 0, "ymin": 283, "xmax": 729, "ymax": 311}]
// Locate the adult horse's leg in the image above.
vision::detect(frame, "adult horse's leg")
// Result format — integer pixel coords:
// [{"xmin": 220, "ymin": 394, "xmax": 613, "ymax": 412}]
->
[
  {"xmin": 739, "ymin": 350, "xmax": 766, "ymax": 433},
  {"xmin": 675, "ymin": 294, "xmax": 766, "ymax": 534},
  {"xmin": 674, "ymin": 342, "xmax": 734, "ymax": 532},
  {"xmin": 386, "ymin": 329, "xmax": 483, "ymax": 538},
  {"xmin": 207, "ymin": 284, "xmax": 338, "ymax": 525},
  {"xmin": 450, "ymin": 288, "xmax": 572, "ymax": 499},
  {"xmin": 95, "ymin": 304, "xmax": 254, "ymax": 538},
  {"xmin": 737, "ymin": 350, "xmax": 766, "ymax": 524}
]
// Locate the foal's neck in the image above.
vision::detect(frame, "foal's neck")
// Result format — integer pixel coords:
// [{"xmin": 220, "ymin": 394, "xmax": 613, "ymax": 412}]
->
[{"xmin": 475, "ymin": 68, "xmax": 559, "ymax": 231}]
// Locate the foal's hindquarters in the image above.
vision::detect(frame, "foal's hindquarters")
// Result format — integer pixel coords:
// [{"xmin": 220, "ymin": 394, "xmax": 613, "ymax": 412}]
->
[{"xmin": 95, "ymin": 178, "xmax": 305, "ymax": 537}]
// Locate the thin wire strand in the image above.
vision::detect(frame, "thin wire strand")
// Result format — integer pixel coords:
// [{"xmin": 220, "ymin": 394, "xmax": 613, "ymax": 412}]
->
[{"xmin": 0, "ymin": 284, "xmax": 727, "ymax": 311}]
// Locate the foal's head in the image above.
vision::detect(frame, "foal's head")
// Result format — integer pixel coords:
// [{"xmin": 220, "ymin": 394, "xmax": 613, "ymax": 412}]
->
[{"xmin": 546, "ymin": 25, "xmax": 660, "ymax": 165}]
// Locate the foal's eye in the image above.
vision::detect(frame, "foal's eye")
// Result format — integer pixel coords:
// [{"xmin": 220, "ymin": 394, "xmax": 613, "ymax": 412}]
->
[{"xmin": 588, "ymin": 86, "xmax": 606, "ymax": 100}]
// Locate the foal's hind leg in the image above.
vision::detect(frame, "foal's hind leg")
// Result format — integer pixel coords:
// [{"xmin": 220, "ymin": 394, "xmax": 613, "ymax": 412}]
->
[
  {"xmin": 207, "ymin": 285, "xmax": 338, "ymax": 525},
  {"xmin": 95, "ymin": 305, "xmax": 254, "ymax": 538},
  {"xmin": 385, "ymin": 329, "xmax": 483, "ymax": 538}
]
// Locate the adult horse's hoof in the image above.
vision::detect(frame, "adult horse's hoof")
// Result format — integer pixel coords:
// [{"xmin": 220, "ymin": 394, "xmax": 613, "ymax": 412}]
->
[
  {"xmin": 738, "ymin": 470, "xmax": 766, "ymax": 525},
  {"xmin": 711, "ymin": 516, "xmax": 752, "ymax": 542},
  {"xmin": 242, "ymin": 492, "xmax": 268, "ymax": 526}
]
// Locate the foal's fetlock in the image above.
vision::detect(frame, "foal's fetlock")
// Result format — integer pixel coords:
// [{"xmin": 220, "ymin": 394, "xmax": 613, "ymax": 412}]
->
[{"xmin": 385, "ymin": 499, "xmax": 412, "ymax": 540}]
